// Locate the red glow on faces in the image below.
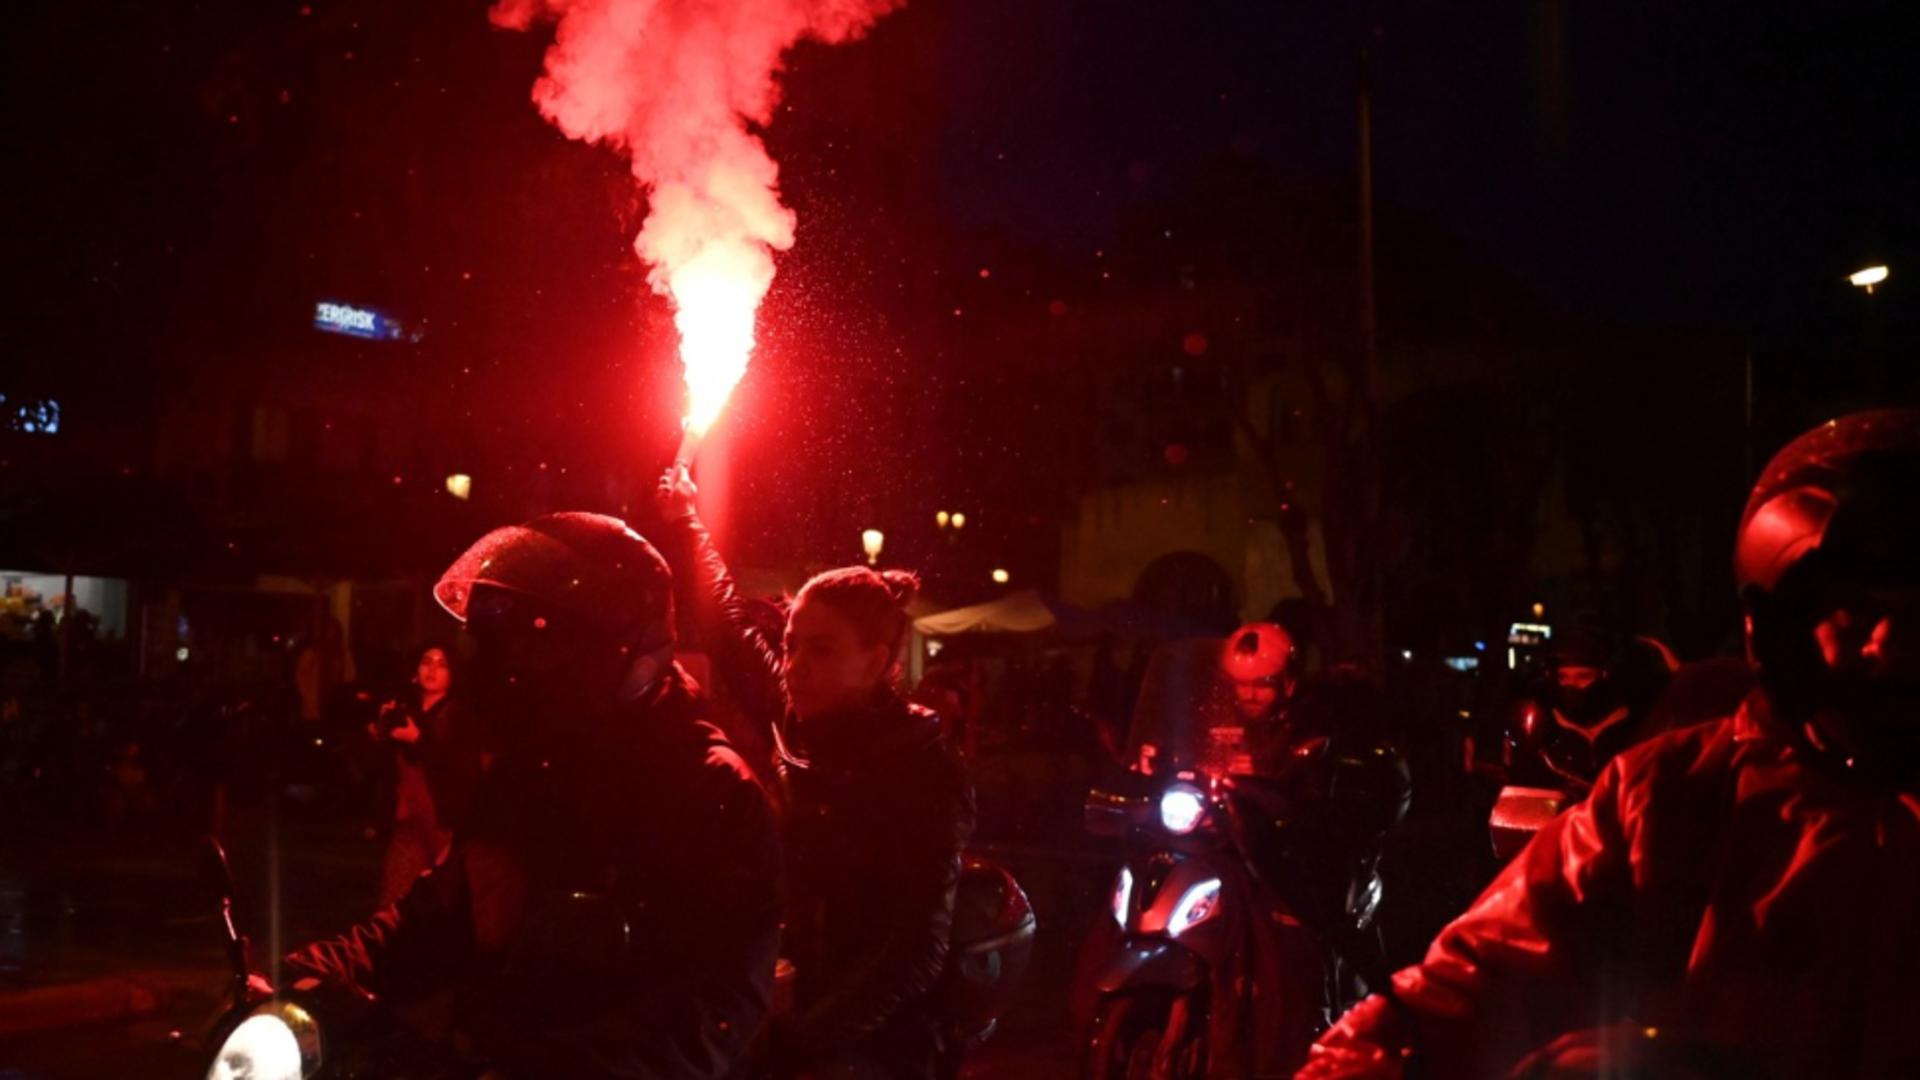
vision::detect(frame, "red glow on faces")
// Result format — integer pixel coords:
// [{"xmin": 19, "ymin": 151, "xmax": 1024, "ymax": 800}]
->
[{"xmin": 1555, "ymin": 665, "xmax": 1600, "ymax": 690}]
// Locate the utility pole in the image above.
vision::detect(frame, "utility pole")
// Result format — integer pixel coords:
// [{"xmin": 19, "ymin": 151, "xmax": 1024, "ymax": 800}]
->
[{"xmin": 1353, "ymin": 2, "xmax": 1385, "ymax": 668}]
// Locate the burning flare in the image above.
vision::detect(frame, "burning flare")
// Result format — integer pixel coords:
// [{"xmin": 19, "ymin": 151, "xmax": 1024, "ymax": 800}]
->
[{"xmin": 491, "ymin": 0, "xmax": 908, "ymax": 458}]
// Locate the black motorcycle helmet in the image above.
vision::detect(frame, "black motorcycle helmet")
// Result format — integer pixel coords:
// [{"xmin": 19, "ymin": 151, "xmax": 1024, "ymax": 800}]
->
[
  {"xmin": 434, "ymin": 513, "xmax": 677, "ymax": 714},
  {"xmin": 1735, "ymin": 410, "xmax": 1920, "ymax": 777},
  {"xmin": 1540, "ymin": 622, "xmax": 1678, "ymax": 730}
]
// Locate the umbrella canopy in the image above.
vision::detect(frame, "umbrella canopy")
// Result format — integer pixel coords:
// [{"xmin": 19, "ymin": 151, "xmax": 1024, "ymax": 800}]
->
[{"xmin": 914, "ymin": 590, "xmax": 1061, "ymax": 636}]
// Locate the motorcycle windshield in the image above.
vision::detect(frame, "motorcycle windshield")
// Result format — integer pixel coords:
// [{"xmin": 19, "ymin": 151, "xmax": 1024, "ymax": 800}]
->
[{"xmin": 1125, "ymin": 637, "xmax": 1247, "ymax": 776}]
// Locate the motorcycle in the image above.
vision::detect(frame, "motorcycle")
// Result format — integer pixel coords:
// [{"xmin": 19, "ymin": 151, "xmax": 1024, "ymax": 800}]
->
[
  {"xmin": 198, "ymin": 835, "xmax": 370, "ymax": 1080},
  {"xmin": 199, "ymin": 835, "xmax": 481, "ymax": 1080},
  {"xmin": 1076, "ymin": 642, "xmax": 1403, "ymax": 1080},
  {"xmin": 935, "ymin": 855, "xmax": 1040, "ymax": 1078},
  {"xmin": 198, "ymin": 835, "xmax": 1034, "ymax": 1080}
]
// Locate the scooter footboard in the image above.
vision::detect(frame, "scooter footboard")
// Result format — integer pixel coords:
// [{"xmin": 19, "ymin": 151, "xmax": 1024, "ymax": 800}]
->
[{"xmin": 1091, "ymin": 939, "xmax": 1208, "ymax": 996}]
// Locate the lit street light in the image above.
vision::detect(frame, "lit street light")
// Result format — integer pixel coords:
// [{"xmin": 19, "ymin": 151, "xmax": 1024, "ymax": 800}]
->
[
  {"xmin": 445, "ymin": 473, "xmax": 473, "ymax": 500},
  {"xmin": 992, "ymin": 568, "xmax": 1010, "ymax": 585},
  {"xmin": 1848, "ymin": 264, "xmax": 1889, "ymax": 294},
  {"xmin": 862, "ymin": 528, "xmax": 885, "ymax": 566}
]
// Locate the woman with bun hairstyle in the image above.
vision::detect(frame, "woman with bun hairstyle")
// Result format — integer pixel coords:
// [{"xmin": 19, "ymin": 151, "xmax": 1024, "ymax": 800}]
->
[{"xmin": 657, "ymin": 466, "xmax": 975, "ymax": 1080}]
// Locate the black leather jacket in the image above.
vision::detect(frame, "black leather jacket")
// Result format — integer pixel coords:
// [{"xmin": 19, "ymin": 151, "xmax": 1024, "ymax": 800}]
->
[
  {"xmin": 661, "ymin": 514, "xmax": 976, "ymax": 1073},
  {"xmin": 288, "ymin": 669, "xmax": 782, "ymax": 1079},
  {"xmin": 1228, "ymin": 683, "xmax": 1411, "ymax": 941}
]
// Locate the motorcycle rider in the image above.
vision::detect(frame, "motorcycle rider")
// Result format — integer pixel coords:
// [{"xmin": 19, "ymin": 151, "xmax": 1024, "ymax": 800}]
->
[
  {"xmin": 284, "ymin": 512, "xmax": 782, "ymax": 1079},
  {"xmin": 1503, "ymin": 623, "xmax": 1678, "ymax": 794},
  {"xmin": 655, "ymin": 467, "xmax": 975, "ymax": 1080},
  {"xmin": 1096, "ymin": 626, "xmax": 1407, "ymax": 1076},
  {"xmin": 1300, "ymin": 409, "xmax": 1920, "ymax": 1079},
  {"xmin": 1209, "ymin": 621, "xmax": 1303, "ymax": 775},
  {"xmin": 1223, "ymin": 628, "xmax": 1409, "ymax": 1050}
]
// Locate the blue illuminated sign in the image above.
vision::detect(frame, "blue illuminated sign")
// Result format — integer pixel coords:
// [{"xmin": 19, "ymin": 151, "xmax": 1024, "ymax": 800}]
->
[{"xmin": 313, "ymin": 300, "xmax": 412, "ymax": 342}]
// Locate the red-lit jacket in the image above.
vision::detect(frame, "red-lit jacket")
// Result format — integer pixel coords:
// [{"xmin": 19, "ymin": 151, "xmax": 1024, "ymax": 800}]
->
[{"xmin": 1300, "ymin": 690, "xmax": 1920, "ymax": 1080}]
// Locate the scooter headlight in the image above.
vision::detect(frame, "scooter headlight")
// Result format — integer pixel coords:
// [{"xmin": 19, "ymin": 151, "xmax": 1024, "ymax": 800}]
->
[
  {"xmin": 1159, "ymin": 783, "xmax": 1208, "ymax": 834},
  {"xmin": 206, "ymin": 1002, "xmax": 322, "ymax": 1080},
  {"xmin": 1168, "ymin": 877, "xmax": 1222, "ymax": 937},
  {"xmin": 1110, "ymin": 866, "xmax": 1134, "ymax": 929}
]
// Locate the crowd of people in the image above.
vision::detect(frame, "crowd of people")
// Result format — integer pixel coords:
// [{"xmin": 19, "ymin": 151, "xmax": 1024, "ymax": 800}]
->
[{"xmin": 13, "ymin": 409, "xmax": 1920, "ymax": 1079}]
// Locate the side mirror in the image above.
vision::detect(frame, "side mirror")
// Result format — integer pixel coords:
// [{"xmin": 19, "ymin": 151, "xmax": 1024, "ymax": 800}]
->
[{"xmin": 203, "ymin": 836, "xmax": 251, "ymax": 1010}]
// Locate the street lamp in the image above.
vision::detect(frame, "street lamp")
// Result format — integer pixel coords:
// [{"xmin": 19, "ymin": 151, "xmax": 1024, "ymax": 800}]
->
[
  {"xmin": 991, "ymin": 568, "xmax": 1010, "ymax": 585},
  {"xmin": 1739, "ymin": 263, "xmax": 1894, "ymax": 481},
  {"xmin": 935, "ymin": 511, "xmax": 950, "ymax": 529},
  {"xmin": 445, "ymin": 473, "xmax": 473, "ymax": 500},
  {"xmin": 862, "ymin": 529, "xmax": 885, "ymax": 566},
  {"xmin": 1848, "ymin": 265, "xmax": 1889, "ymax": 295}
]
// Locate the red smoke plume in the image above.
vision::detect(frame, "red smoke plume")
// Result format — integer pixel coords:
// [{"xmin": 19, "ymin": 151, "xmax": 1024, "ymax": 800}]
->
[{"xmin": 492, "ymin": 0, "xmax": 907, "ymax": 439}]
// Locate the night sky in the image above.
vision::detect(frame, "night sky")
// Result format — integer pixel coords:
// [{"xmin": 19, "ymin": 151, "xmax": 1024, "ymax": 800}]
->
[
  {"xmin": 7, "ymin": 0, "xmax": 1915, "ymax": 588},
  {"xmin": 922, "ymin": 1, "xmax": 1916, "ymax": 330}
]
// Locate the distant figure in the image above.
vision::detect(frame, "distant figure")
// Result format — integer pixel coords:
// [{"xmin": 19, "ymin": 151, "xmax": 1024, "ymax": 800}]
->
[
  {"xmin": 1502, "ymin": 622, "xmax": 1678, "ymax": 795},
  {"xmin": 372, "ymin": 644, "xmax": 486, "ymax": 907},
  {"xmin": 32, "ymin": 608, "xmax": 57, "ymax": 682}
]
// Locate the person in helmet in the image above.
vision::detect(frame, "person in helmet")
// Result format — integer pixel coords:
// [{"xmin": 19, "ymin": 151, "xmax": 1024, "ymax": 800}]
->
[
  {"xmin": 1300, "ymin": 410, "xmax": 1920, "ymax": 1080},
  {"xmin": 1175, "ymin": 624, "xmax": 1408, "ymax": 1074},
  {"xmin": 1504, "ymin": 622, "xmax": 1678, "ymax": 794},
  {"xmin": 285, "ymin": 513, "xmax": 782, "ymax": 1079},
  {"xmin": 655, "ymin": 468, "xmax": 976, "ymax": 1080},
  {"xmin": 1214, "ymin": 621, "xmax": 1303, "ymax": 774}
]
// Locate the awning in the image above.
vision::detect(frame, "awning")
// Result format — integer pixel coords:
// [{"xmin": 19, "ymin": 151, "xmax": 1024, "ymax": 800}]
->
[
  {"xmin": 913, "ymin": 590, "xmax": 1223, "ymax": 640},
  {"xmin": 913, "ymin": 590, "xmax": 1069, "ymax": 636}
]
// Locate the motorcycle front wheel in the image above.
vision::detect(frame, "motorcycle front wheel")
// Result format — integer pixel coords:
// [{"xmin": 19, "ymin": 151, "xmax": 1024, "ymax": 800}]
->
[{"xmin": 1082, "ymin": 992, "xmax": 1205, "ymax": 1080}]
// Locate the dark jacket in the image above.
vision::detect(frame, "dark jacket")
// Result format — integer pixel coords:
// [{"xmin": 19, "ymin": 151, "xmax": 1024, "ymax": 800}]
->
[
  {"xmin": 1303, "ymin": 689, "xmax": 1920, "ymax": 1080},
  {"xmin": 661, "ymin": 515, "xmax": 976, "ymax": 1074},
  {"xmin": 390, "ymin": 694, "xmax": 487, "ymax": 835},
  {"xmin": 289, "ymin": 669, "xmax": 782, "ymax": 1079}
]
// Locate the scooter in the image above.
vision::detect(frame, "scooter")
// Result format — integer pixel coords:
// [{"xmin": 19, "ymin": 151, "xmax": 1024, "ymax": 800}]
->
[
  {"xmin": 1078, "ymin": 766, "xmax": 1355, "ymax": 1080},
  {"xmin": 198, "ymin": 834, "xmax": 377, "ymax": 1080},
  {"xmin": 199, "ymin": 836, "xmax": 1035, "ymax": 1080},
  {"xmin": 197, "ymin": 836, "xmax": 512, "ymax": 1080}
]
